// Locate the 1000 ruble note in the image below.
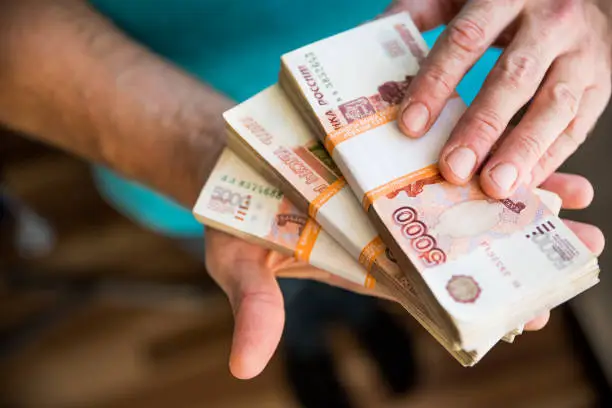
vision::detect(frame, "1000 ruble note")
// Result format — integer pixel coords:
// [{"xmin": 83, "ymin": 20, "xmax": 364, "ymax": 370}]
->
[{"xmin": 280, "ymin": 12, "xmax": 599, "ymax": 352}]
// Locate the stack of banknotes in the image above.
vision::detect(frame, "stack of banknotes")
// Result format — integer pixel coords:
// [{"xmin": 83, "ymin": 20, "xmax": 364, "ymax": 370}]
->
[{"xmin": 193, "ymin": 12, "xmax": 600, "ymax": 366}]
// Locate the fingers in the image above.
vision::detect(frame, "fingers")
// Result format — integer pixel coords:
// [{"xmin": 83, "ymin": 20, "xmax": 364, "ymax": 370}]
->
[
  {"xmin": 228, "ymin": 266, "xmax": 284, "ymax": 380},
  {"xmin": 525, "ymin": 218, "xmax": 605, "ymax": 332},
  {"xmin": 537, "ymin": 173, "xmax": 594, "ymax": 210},
  {"xmin": 530, "ymin": 83, "xmax": 612, "ymax": 186},
  {"xmin": 399, "ymin": 0, "xmax": 524, "ymax": 137},
  {"xmin": 382, "ymin": 0, "xmax": 460, "ymax": 31},
  {"xmin": 438, "ymin": 23, "xmax": 572, "ymax": 190},
  {"xmin": 524, "ymin": 312, "xmax": 550, "ymax": 331},
  {"xmin": 205, "ymin": 230, "xmax": 284, "ymax": 380},
  {"xmin": 479, "ymin": 53, "xmax": 591, "ymax": 197},
  {"xmin": 563, "ymin": 219, "xmax": 606, "ymax": 257},
  {"xmin": 434, "ymin": 1, "xmax": 612, "ymax": 193}
]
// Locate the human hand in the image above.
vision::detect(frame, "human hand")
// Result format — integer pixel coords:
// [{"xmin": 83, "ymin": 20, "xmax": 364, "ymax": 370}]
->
[
  {"xmin": 523, "ymin": 171, "xmax": 604, "ymax": 330},
  {"xmin": 204, "ymin": 229, "xmax": 385, "ymax": 380},
  {"xmin": 389, "ymin": 0, "xmax": 612, "ymax": 198},
  {"xmin": 205, "ymin": 172, "xmax": 603, "ymax": 378}
]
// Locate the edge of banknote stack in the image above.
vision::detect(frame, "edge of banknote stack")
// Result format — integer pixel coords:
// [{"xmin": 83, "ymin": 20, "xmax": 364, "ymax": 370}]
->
[{"xmin": 278, "ymin": 12, "xmax": 600, "ymax": 354}]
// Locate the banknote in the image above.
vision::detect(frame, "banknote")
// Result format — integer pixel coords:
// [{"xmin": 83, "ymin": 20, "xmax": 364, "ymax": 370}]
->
[
  {"xmin": 223, "ymin": 84, "xmax": 568, "ymax": 355},
  {"xmin": 193, "ymin": 148, "xmax": 490, "ymax": 364},
  {"xmin": 223, "ymin": 85, "xmax": 418, "ymax": 305},
  {"xmin": 280, "ymin": 12, "xmax": 600, "ymax": 351},
  {"xmin": 193, "ymin": 148, "xmax": 378, "ymax": 290},
  {"xmin": 192, "ymin": 147, "xmax": 566, "ymax": 364}
]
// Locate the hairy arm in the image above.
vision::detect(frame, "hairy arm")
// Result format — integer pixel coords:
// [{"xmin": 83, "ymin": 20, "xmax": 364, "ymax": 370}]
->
[{"xmin": 0, "ymin": 0, "xmax": 232, "ymax": 207}]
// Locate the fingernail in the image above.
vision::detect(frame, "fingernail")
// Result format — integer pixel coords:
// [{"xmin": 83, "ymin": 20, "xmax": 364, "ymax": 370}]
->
[
  {"xmin": 402, "ymin": 102, "xmax": 429, "ymax": 135},
  {"xmin": 489, "ymin": 163, "xmax": 518, "ymax": 192},
  {"xmin": 445, "ymin": 147, "xmax": 477, "ymax": 180}
]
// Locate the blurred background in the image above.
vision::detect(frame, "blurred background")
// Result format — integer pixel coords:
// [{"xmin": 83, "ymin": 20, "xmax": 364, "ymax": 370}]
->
[{"xmin": 1, "ymin": 99, "xmax": 611, "ymax": 408}]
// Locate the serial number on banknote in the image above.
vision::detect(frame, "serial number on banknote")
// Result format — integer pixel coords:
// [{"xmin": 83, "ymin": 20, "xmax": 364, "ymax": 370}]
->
[
  {"xmin": 303, "ymin": 52, "xmax": 342, "ymax": 103},
  {"xmin": 220, "ymin": 174, "xmax": 284, "ymax": 200}
]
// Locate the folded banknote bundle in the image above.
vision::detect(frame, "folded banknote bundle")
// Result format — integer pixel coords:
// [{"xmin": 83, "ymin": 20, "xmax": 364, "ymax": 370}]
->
[{"xmin": 193, "ymin": 12, "xmax": 600, "ymax": 365}]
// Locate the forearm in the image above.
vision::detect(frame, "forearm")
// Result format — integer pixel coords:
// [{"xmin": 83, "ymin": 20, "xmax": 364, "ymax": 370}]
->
[{"xmin": 0, "ymin": 0, "xmax": 231, "ymax": 207}]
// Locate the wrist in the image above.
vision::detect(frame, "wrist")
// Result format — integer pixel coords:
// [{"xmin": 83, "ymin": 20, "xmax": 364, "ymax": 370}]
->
[
  {"xmin": 181, "ymin": 103, "xmax": 231, "ymax": 207},
  {"xmin": 96, "ymin": 55, "xmax": 234, "ymax": 208},
  {"xmin": 101, "ymin": 82, "xmax": 233, "ymax": 208}
]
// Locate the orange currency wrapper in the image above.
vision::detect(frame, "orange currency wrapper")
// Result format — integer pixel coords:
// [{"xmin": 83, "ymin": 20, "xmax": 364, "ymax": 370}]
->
[{"xmin": 280, "ymin": 12, "xmax": 599, "ymax": 352}]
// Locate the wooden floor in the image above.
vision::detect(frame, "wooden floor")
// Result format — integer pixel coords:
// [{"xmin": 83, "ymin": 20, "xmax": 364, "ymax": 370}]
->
[{"xmin": 0, "ymin": 133, "xmax": 600, "ymax": 408}]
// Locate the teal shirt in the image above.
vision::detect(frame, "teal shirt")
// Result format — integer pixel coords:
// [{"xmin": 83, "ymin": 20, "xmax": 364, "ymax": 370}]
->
[{"xmin": 90, "ymin": 1, "xmax": 501, "ymax": 237}]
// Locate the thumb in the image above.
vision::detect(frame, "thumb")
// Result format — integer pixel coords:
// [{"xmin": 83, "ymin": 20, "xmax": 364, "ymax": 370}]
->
[{"xmin": 224, "ymin": 260, "xmax": 285, "ymax": 380}]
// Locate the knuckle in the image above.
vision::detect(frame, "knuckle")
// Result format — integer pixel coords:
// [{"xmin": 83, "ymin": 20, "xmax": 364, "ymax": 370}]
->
[
  {"xmin": 535, "ymin": 149, "xmax": 554, "ymax": 172},
  {"xmin": 564, "ymin": 120, "xmax": 588, "ymax": 146},
  {"xmin": 537, "ymin": 139, "xmax": 569, "ymax": 173},
  {"xmin": 531, "ymin": 163, "xmax": 550, "ymax": 186},
  {"xmin": 498, "ymin": 52, "xmax": 540, "ymax": 89},
  {"xmin": 534, "ymin": 0, "xmax": 581, "ymax": 31},
  {"xmin": 466, "ymin": 108, "xmax": 505, "ymax": 147},
  {"xmin": 515, "ymin": 131, "xmax": 545, "ymax": 161},
  {"xmin": 422, "ymin": 64, "xmax": 455, "ymax": 97},
  {"xmin": 550, "ymin": 82, "xmax": 580, "ymax": 116},
  {"xmin": 550, "ymin": 0, "xmax": 582, "ymax": 22},
  {"xmin": 448, "ymin": 15, "xmax": 488, "ymax": 54}
]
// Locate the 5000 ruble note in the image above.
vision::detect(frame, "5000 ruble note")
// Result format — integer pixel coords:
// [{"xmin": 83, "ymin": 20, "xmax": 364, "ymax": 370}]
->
[
  {"xmin": 222, "ymin": 84, "xmax": 567, "ymax": 361},
  {"xmin": 196, "ymin": 147, "xmax": 566, "ymax": 364},
  {"xmin": 280, "ymin": 12, "xmax": 599, "ymax": 352}
]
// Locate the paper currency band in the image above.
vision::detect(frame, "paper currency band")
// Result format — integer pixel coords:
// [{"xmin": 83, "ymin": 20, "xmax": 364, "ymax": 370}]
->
[
  {"xmin": 362, "ymin": 164, "xmax": 440, "ymax": 210},
  {"xmin": 364, "ymin": 274, "xmax": 377, "ymax": 289},
  {"xmin": 324, "ymin": 105, "xmax": 399, "ymax": 153},
  {"xmin": 308, "ymin": 177, "xmax": 347, "ymax": 219},
  {"xmin": 358, "ymin": 236, "xmax": 387, "ymax": 274},
  {"xmin": 294, "ymin": 218, "xmax": 322, "ymax": 262}
]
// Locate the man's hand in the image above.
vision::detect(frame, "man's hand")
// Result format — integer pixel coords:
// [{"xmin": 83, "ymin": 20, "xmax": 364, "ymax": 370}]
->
[
  {"xmin": 204, "ymin": 229, "xmax": 387, "ymax": 380},
  {"xmin": 523, "ymin": 172, "xmax": 604, "ymax": 330},
  {"xmin": 389, "ymin": 0, "xmax": 612, "ymax": 198},
  {"xmin": 205, "ymin": 172, "xmax": 604, "ymax": 380}
]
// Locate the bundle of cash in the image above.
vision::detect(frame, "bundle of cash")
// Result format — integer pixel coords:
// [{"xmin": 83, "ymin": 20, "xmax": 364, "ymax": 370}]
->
[
  {"xmin": 220, "ymin": 82, "xmax": 567, "ymax": 359},
  {"xmin": 278, "ymin": 12, "xmax": 600, "ymax": 354},
  {"xmin": 194, "ymin": 148, "xmax": 462, "ymax": 362},
  {"xmin": 193, "ymin": 149, "xmax": 377, "ymax": 289},
  {"xmin": 193, "ymin": 11, "xmax": 600, "ymax": 365},
  {"xmin": 193, "ymin": 147, "xmax": 562, "ymax": 365},
  {"xmin": 224, "ymin": 86, "xmax": 417, "ymax": 309}
]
